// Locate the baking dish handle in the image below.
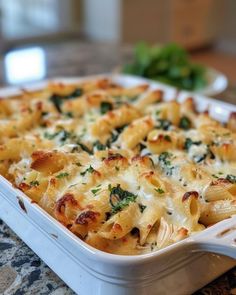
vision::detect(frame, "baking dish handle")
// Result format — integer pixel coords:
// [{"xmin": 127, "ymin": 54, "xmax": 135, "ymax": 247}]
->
[{"xmin": 191, "ymin": 218, "xmax": 236, "ymax": 259}]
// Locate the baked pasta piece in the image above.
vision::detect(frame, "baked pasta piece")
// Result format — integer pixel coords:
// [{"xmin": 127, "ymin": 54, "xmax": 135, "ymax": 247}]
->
[{"xmin": 0, "ymin": 77, "xmax": 236, "ymax": 255}]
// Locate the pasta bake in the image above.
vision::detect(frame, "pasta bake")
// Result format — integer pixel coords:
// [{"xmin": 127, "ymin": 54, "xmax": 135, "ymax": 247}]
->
[{"xmin": 0, "ymin": 77, "xmax": 236, "ymax": 255}]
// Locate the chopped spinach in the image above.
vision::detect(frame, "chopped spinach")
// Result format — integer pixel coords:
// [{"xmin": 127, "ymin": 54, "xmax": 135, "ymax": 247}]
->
[
  {"xmin": 158, "ymin": 152, "xmax": 172, "ymax": 166},
  {"xmin": 91, "ymin": 188, "xmax": 101, "ymax": 195},
  {"xmin": 30, "ymin": 180, "xmax": 39, "ymax": 187},
  {"xmin": 63, "ymin": 111, "xmax": 73, "ymax": 118},
  {"xmin": 179, "ymin": 116, "xmax": 191, "ymax": 130},
  {"xmin": 156, "ymin": 119, "xmax": 172, "ymax": 130},
  {"xmin": 80, "ymin": 165, "xmax": 95, "ymax": 176},
  {"xmin": 76, "ymin": 142, "xmax": 92, "ymax": 154},
  {"xmin": 60, "ymin": 130, "xmax": 72, "ymax": 142},
  {"xmin": 68, "ymin": 88, "xmax": 83, "ymax": 98},
  {"xmin": 194, "ymin": 154, "xmax": 207, "ymax": 163},
  {"xmin": 109, "ymin": 184, "xmax": 137, "ymax": 214},
  {"xmin": 50, "ymin": 94, "xmax": 63, "ymax": 113},
  {"xmin": 164, "ymin": 135, "xmax": 171, "ymax": 142},
  {"xmin": 93, "ymin": 140, "xmax": 107, "ymax": 151},
  {"xmin": 100, "ymin": 102, "xmax": 113, "ymax": 114},
  {"xmin": 226, "ymin": 174, "xmax": 236, "ymax": 184},
  {"xmin": 155, "ymin": 188, "xmax": 165, "ymax": 194},
  {"xmin": 184, "ymin": 138, "xmax": 202, "ymax": 151},
  {"xmin": 106, "ymin": 125, "xmax": 127, "ymax": 146},
  {"xmin": 139, "ymin": 204, "xmax": 147, "ymax": 213},
  {"xmin": 44, "ymin": 131, "xmax": 60, "ymax": 140},
  {"xmin": 56, "ymin": 172, "xmax": 69, "ymax": 179},
  {"xmin": 49, "ymin": 88, "xmax": 83, "ymax": 113},
  {"xmin": 158, "ymin": 152, "xmax": 174, "ymax": 175},
  {"xmin": 44, "ymin": 129, "xmax": 71, "ymax": 143}
]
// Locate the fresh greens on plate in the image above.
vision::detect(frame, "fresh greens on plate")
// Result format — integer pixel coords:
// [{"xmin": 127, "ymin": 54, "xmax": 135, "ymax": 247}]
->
[{"xmin": 123, "ymin": 43, "xmax": 207, "ymax": 91}]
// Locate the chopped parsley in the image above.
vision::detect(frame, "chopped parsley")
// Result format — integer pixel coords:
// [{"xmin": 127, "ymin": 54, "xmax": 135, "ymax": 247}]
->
[
  {"xmin": 49, "ymin": 88, "xmax": 83, "ymax": 113},
  {"xmin": 60, "ymin": 130, "xmax": 72, "ymax": 142},
  {"xmin": 44, "ymin": 130, "xmax": 71, "ymax": 142},
  {"xmin": 68, "ymin": 88, "xmax": 83, "ymax": 98},
  {"xmin": 80, "ymin": 165, "xmax": 95, "ymax": 176},
  {"xmin": 164, "ymin": 135, "xmax": 171, "ymax": 142},
  {"xmin": 56, "ymin": 172, "xmax": 69, "ymax": 179},
  {"xmin": 212, "ymin": 174, "xmax": 219, "ymax": 179},
  {"xmin": 106, "ymin": 125, "xmax": 127, "ymax": 146},
  {"xmin": 63, "ymin": 111, "xmax": 73, "ymax": 118},
  {"xmin": 139, "ymin": 204, "xmax": 147, "ymax": 213},
  {"xmin": 50, "ymin": 94, "xmax": 63, "ymax": 113},
  {"xmin": 184, "ymin": 138, "xmax": 202, "ymax": 151},
  {"xmin": 156, "ymin": 119, "xmax": 172, "ymax": 130},
  {"xmin": 93, "ymin": 140, "xmax": 106, "ymax": 151},
  {"xmin": 30, "ymin": 180, "xmax": 39, "ymax": 187},
  {"xmin": 158, "ymin": 152, "xmax": 172, "ymax": 166},
  {"xmin": 158, "ymin": 152, "xmax": 174, "ymax": 175},
  {"xmin": 179, "ymin": 116, "xmax": 191, "ymax": 130},
  {"xmin": 91, "ymin": 188, "xmax": 101, "ymax": 195},
  {"xmin": 42, "ymin": 111, "xmax": 48, "ymax": 116},
  {"xmin": 76, "ymin": 142, "xmax": 92, "ymax": 154},
  {"xmin": 155, "ymin": 188, "xmax": 165, "ymax": 194},
  {"xmin": 44, "ymin": 131, "xmax": 60, "ymax": 140},
  {"xmin": 100, "ymin": 101, "xmax": 113, "ymax": 114},
  {"xmin": 109, "ymin": 184, "xmax": 137, "ymax": 214},
  {"xmin": 226, "ymin": 174, "xmax": 236, "ymax": 183}
]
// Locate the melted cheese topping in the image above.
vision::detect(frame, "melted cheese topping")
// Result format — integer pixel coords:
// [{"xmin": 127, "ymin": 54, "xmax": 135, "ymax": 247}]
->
[{"xmin": 0, "ymin": 77, "xmax": 236, "ymax": 255}]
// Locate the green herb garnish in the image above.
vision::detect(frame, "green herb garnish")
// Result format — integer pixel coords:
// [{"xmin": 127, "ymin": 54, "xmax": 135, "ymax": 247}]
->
[
  {"xmin": 164, "ymin": 135, "xmax": 171, "ymax": 142},
  {"xmin": 44, "ymin": 131, "xmax": 60, "ymax": 140},
  {"xmin": 56, "ymin": 172, "xmax": 69, "ymax": 179},
  {"xmin": 139, "ymin": 204, "xmax": 147, "ymax": 213},
  {"xmin": 109, "ymin": 184, "xmax": 137, "ymax": 214},
  {"xmin": 155, "ymin": 188, "xmax": 165, "ymax": 194},
  {"xmin": 184, "ymin": 138, "xmax": 202, "ymax": 150},
  {"xmin": 49, "ymin": 88, "xmax": 83, "ymax": 113},
  {"xmin": 30, "ymin": 180, "xmax": 39, "ymax": 187},
  {"xmin": 93, "ymin": 140, "xmax": 106, "ymax": 151},
  {"xmin": 50, "ymin": 94, "xmax": 63, "ymax": 113},
  {"xmin": 91, "ymin": 188, "xmax": 101, "ymax": 195},
  {"xmin": 106, "ymin": 125, "xmax": 127, "ymax": 146},
  {"xmin": 100, "ymin": 102, "xmax": 113, "ymax": 114},
  {"xmin": 159, "ymin": 152, "xmax": 172, "ymax": 166},
  {"xmin": 76, "ymin": 142, "xmax": 92, "ymax": 154},
  {"xmin": 68, "ymin": 88, "xmax": 83, "ymax": 98},
  {"xmin": 44, "ymin": 130, "xmax": 71, "ymax": 142},
  {"xmin": 157, "ymin": 119, "xmax": 172, "ymax": 130},
  {"xmin": 226, "ymin": 174, "xmax": 236, "ymax": 183},
  {"xmin": 122, "ymin": 43, "xmax": 207, "ymax": 91},
  {"xmin": 80, "ymin": 165, "xmax": 95, "ymax": 176},
  {"xmin": 179, "ymin": 116, "xmax": 191, "ymax": 130}
]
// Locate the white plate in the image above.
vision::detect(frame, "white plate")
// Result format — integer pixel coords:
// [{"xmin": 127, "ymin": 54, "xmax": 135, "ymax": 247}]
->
[{"xmin": 195, "ymin": 67, "xmax": 228, "ymax": 96}]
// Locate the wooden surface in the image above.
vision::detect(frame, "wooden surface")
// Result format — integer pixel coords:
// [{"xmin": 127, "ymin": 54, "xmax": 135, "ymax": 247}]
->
[{"xmin": 191, "ymin": 49, "xmax": 236, "ymax": 84}]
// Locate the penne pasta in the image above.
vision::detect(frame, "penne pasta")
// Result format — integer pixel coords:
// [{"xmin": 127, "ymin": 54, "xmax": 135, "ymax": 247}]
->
[{"xmin": 0, "ymin": 77, "xmax": 235, "ymax": 255}]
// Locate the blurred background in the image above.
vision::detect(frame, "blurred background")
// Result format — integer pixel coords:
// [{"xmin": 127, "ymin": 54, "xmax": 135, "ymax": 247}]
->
[{"xmin": 0, "ymin": 0, "xmax": 235, "ymax": 96}]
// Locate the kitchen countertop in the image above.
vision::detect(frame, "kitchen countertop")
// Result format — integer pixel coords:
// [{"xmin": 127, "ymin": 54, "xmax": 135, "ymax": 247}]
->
[{"xmin": 0, "ymin": 40, "xmax": 236, "ymax": 295}]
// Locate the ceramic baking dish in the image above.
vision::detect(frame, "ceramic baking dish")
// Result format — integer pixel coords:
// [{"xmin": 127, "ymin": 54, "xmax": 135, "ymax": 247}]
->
[{"xmin": 0, "ymin": 74, "xmax": 236, "ymax": 295}]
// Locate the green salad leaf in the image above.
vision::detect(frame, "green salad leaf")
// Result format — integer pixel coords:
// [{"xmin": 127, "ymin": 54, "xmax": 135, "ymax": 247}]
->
[{"xmin": 123, "ymin": 43, "xmax": 207, "ymax": 91}]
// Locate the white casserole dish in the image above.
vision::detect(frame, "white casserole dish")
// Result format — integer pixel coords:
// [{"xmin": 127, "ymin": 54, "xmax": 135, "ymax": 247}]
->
[{"xmin": 0, "ymin": 74, "xmax": 236, "ymax": 295}]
